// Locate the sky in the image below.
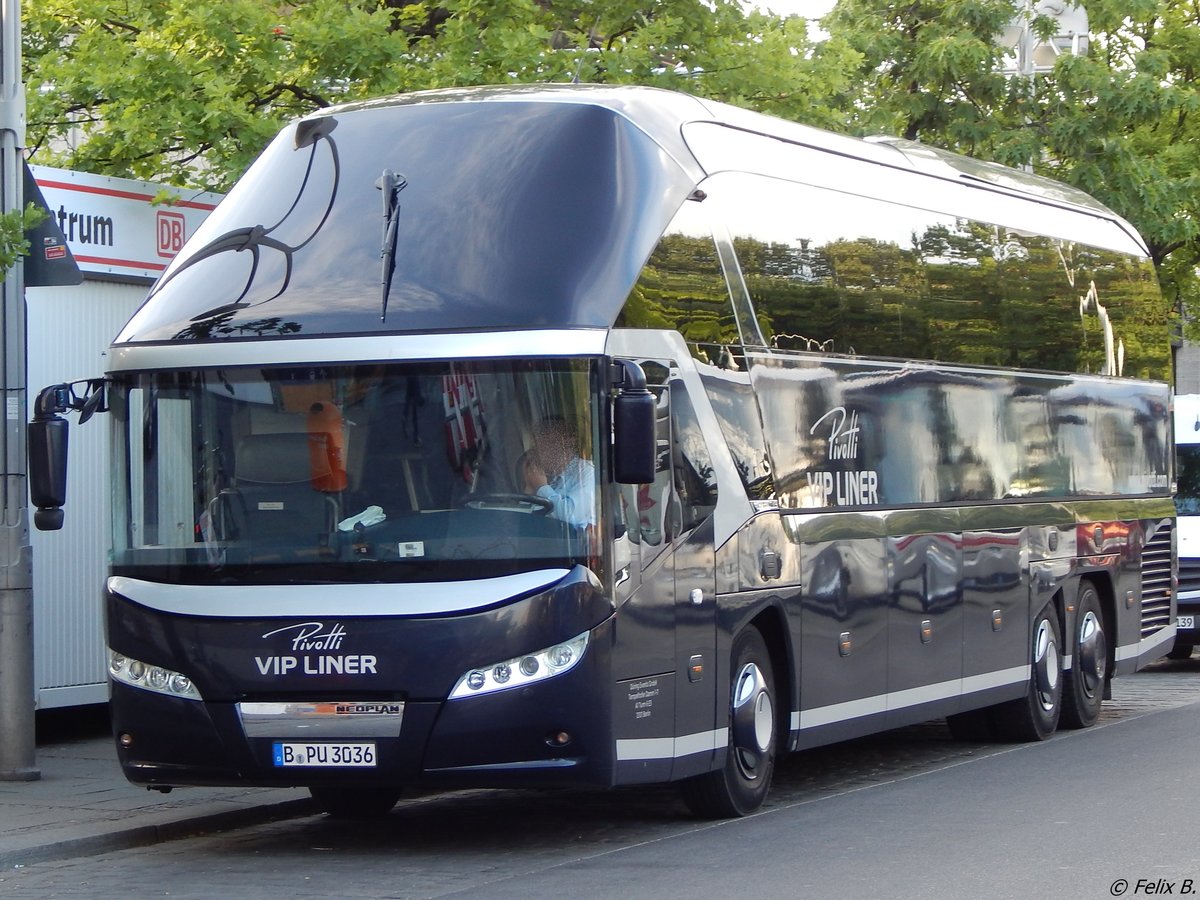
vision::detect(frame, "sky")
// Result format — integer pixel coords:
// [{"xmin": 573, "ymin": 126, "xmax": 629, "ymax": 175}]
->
[{"xmin": 754, "ymin": 0, "xmax": 836, "ymax": 20}]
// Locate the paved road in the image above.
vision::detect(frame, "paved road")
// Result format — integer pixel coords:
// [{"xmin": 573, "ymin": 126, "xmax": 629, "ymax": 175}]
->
[{"xmin": 4, "ymin": 658, "xmax": 1200, "ymax": 899}]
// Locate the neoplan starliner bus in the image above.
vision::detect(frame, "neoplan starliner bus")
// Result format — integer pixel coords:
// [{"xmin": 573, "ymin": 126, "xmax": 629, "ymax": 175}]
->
[{"xmin": 29, "ymin": 85, "xmax": 1176, "ymax": 819}]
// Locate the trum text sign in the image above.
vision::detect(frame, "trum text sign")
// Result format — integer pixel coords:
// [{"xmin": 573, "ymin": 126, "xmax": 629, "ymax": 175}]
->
[{"xmin": 31, "ymin": 165, "xmax": 221, "ymax": 282}]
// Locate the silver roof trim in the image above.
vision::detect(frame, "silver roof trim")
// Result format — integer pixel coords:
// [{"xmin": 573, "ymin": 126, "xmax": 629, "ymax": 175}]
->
[
  {"xmin": 107, "ymin": 329, "xmax": 609, "ymax": 372},
  {"xmin": 108, "ymin": 570, "xmax": 571, "ymax": 618}
]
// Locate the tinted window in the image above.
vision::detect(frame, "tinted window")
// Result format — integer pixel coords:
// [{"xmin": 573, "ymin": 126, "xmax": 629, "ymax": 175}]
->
[
  {"xmin": 618, "ymin": 362, "xmax": 675, "ymax": 567},
  {"xmin": 705, "ymin": 172, "xmax": 1170, "ymax": 381},
  {"xmin": 618, "ymin": 196, "xmax": 746, "ymax": 366},
  {"xmin": 670, "ymin": 380, "xmax": 718, "ymax": 530},
  {"xmin": 700, "ymin": 368, "xmax": 774, "ymax": 500},
  {"xmin": 118, "ymin": 102, "xmax": 695, "ymax": 343},
  {"xmin": 749, "ymin": 351, "xmax": 1171, "ymax": 510},
  {"xmin": 109, "ymin": 360, "xmax": 606, "ymax": 586}
]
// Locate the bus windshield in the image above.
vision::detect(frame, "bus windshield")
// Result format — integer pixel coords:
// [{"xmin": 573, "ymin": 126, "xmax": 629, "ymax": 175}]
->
[{"xmin": 109, "ymin": 359, "xmax": 604, "ymax": 586}]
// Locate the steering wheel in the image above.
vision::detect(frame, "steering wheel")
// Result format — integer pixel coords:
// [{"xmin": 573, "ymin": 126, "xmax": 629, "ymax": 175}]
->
[{"xmin": 457, "ymin": 493, "xmax": 554, "ymax": 515}]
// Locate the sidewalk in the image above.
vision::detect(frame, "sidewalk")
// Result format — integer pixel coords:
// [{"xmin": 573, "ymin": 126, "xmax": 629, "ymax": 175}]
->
[{"xmin": 0, "ymin": 709, "xmax": 315, "ymax": 868}]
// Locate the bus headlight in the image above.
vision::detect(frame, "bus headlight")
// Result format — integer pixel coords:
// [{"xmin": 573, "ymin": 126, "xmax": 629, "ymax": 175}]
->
[
  {"xmin": 449, "ymin": 631, "xmax": 589, "ymax": 699},
  {"xmin": 108, "ymin": 648, "xmax": 202, "ymax": 701}
]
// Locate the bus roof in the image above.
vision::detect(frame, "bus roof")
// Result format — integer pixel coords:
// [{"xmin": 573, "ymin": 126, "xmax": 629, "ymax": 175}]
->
[{"xmin": 114, "ymin": 84, "xmax": 1150, "ymax": 349}]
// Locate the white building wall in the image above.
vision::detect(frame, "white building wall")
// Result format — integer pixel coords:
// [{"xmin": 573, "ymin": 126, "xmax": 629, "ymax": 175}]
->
[
  {"xmin": 26, "ymin": 280, "xmax": 148, "ymax": 708},
  {"xmin": 1177, "ymin": 343, "xmax": 1200, "ymax": 395},
  {"xmin": 26, "ymin": 166, "xmax": 221, "ymax": 709}
]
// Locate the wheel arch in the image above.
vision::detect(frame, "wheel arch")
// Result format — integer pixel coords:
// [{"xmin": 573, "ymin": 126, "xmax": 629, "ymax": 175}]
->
[{"xmin": 745, "ymin": 604, "xmax": 793, "ymax": 755}]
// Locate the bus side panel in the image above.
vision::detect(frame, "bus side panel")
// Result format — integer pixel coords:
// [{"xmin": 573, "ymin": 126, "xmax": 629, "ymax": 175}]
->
[
  {"xmin": 884, "ymin": 509, "xmax": 963, "ymax": 728},
  {"xmin": 960, "ymin": 524, "xmax": 1029, "ymax": 707},
  {"xmin": 794, "ymin": 525, "xmax": 890, "ymax": 750},
  {"xmin": 670, "ymin": 518, "xmax": 719, "ymax": 781}
]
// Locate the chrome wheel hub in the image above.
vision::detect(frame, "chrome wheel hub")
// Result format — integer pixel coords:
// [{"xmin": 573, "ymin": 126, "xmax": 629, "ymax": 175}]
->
[
  {"xmin": 1033, "ymin": 618, "xmax": 1060, "ymax": 711},
  {"xmin": 731, "ymin": 662, "xmax": 774, "ymax": 781},
  {"xmin": 1077, "ymin": 610, "xmax": 1107, "ymax": 697}
]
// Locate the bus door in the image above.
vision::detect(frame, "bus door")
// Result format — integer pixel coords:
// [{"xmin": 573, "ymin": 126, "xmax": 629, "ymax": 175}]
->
[
  {"xmin": 611, "ymin": 368, "xmax": 677, "ymax": 783},
  {"xmin": 611, "ymin": 368, "xmax": 718, "ymax": 782},
  {"xmin": 665, "ymin": 376, "xmax": 720, "ymax": 780}
]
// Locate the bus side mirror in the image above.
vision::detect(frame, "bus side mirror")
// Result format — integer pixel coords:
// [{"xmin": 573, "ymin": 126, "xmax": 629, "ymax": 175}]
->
[
  {"xmin": 28, "ymin": 385, "xmax": 71, "ymax": 531},
  {"xmin": 612, "ymin": 360, "xmax": 656, "ymax": 485}
]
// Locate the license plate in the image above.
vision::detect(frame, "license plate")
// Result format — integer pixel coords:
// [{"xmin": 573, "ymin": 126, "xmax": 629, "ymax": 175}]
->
[
  {"xmin": 1179, "ymin": 615, "xmax": 1195, "ymax": 630},
  {"xmin": 272, "ymin": 741, "xmax": 376, "ymax": 767}
]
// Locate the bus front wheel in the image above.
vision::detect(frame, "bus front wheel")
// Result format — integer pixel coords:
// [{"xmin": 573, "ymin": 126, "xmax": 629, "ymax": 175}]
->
[{"xmin": 681, "ymin": 626, "xmax": 777, "ymax": 818}]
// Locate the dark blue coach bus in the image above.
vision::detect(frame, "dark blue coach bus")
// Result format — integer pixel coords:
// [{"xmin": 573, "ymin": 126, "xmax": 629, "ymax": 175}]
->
[{"xmin": 29, "ymin": 85, "xmax": 1176, "ymax": 818}]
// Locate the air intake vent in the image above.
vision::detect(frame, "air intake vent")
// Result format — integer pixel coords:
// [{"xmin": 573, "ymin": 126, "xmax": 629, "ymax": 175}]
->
[{"xmin": 1140, "ymin": 519, "xmax": 1174, "ymax": 638}]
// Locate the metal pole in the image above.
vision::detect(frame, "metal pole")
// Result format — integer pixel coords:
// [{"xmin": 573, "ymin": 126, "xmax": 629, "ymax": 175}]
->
[{"xmin": 0, "ymin": 0, "xmax": 38, "ymax": 782}]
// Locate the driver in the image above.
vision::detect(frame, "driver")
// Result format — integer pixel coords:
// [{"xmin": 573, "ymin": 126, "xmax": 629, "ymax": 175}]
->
[{"xmin": 521, "ymin": 417, "xmax": 596, "ymax": 529}]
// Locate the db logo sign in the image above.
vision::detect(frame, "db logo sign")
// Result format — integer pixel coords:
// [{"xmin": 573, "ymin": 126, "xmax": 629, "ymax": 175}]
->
[{"xmin": 156, "ymin": 211, "xmax": 187, "ymax": 258}]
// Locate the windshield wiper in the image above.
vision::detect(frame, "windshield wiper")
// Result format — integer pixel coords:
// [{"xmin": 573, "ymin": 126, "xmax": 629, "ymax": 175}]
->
[{"xmin": 376, "ymin": 169, "xmax": 408, "ymax": 323}]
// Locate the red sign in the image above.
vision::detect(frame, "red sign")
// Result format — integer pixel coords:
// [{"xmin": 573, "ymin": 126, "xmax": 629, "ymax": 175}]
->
[{"xmin": 156, "ymin": 211, "xmax": 187, "ymax": 258}]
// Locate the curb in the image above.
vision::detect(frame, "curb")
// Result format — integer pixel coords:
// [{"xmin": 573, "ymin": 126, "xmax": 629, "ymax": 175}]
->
[{"xmin": 0, "ymin": 797, "xmax": 316, "ymax": 869}]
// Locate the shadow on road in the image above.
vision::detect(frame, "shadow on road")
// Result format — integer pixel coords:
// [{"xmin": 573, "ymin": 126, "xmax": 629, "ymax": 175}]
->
[{"xmin": 35, "ymin": 702, "xmax": 110, "ymax": 746}]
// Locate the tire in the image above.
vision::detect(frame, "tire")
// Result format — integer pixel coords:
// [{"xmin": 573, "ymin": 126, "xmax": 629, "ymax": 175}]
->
[
  {"xmin": 309, "ymin": 785, "xmax": 402, "ymax": 818},
  {"xmin": 1167, "ymin": 641, "xmax": 1195, "ymax": 661},
  {"xmin": 681, "ymin": 626, "xmax": 777, "ymax": 818},
  {"xmin": 990, "ymin": 602, "xmax": 1062, "ymax": 742},
  {"xmin": 1060, "ymin": 582, "xmax": 1107, "ymax": 729}
]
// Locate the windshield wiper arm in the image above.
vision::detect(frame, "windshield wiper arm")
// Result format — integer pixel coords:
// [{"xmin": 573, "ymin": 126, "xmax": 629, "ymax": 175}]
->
[{"xmin": 376, "ymin": 169, "xmax": 408, "ymax": 322}]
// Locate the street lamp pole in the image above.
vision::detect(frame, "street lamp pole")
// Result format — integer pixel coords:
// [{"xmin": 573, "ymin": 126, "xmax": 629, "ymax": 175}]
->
[{"xmin": 0, "ymin": 0, "xmax": 39, "ymax": 782}]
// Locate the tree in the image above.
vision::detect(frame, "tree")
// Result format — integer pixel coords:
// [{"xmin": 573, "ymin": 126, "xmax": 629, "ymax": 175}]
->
[
  {"xmin": 820, "ymin": 0, "xmax": 1023, "ymax": 152},
  {"xmin": 1028, "ymin": 0, "xmax": 1200, "ymax": 337},
  {"xmin": 0, "ymin": 205, "xmax": 48, "ymax": 279},
  {"xmin": 817, "ymin": 0, "xmax": 1199, "ymax": 345},
  {"xmin": 26, "ymin": 0, "xmax": 1195, "ymax": 347},
  {"xmin": 24, "ymin": 0, "xmax": 850, "ymax": 192}
]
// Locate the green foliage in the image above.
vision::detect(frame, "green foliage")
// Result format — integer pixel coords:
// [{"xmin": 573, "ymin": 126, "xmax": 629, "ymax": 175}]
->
[
  {"xmin": 25, "ymin": 0, "xmax": 839, "ymax": 191},
  {"xmin": 820, "ymin": 0, "xmax": 1020, "ymax": 150},
  {"xmin": 819, "ymin": 0, "xmax": 1198, "ymax": 355},
  {"xmin": 0, "ymin": 204, "xmax": 49, "ymax": 279},
  {"xmin": 23, "ymin": 0, "xmax": 1197, "ymax": 355}
]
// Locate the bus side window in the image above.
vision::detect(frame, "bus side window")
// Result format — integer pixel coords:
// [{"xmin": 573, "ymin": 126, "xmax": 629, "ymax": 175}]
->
[
  {"xmin": 622, "ymin": 363, "xmax": 674, "ymax": 568},
  {"xmin": 670, "ymin": 380, "xmax": 718, "ymax": 531},
  {"xmin": 635, "ymin": 386, "xmax": 673, "ymax": 551},
  {"xmin": 616, "ymin": 197, "xmax": 743, "ymax": 367}
]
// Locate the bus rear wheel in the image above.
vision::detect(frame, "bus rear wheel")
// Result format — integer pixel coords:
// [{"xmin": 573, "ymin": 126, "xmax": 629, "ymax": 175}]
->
[
  {"xmin": 309, "ymin": 785, "xmax": 402, "ymax": 818},
  {"xmin": 1061, "ymin": 582, "xmax": 1107, "ymax": 729},
  {"xmin": 991, "ymin": 602, "xmax": 1062, "ymax": 741},
  {"xmin": 681, "ymin": 626, "xmax": 777, "ymax": 819}
]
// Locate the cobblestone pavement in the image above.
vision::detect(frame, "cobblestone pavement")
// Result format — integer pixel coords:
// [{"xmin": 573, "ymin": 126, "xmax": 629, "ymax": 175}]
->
[{"xmin": 3, "ymin": 658, "xmax": 1198, "ymax": 899}]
